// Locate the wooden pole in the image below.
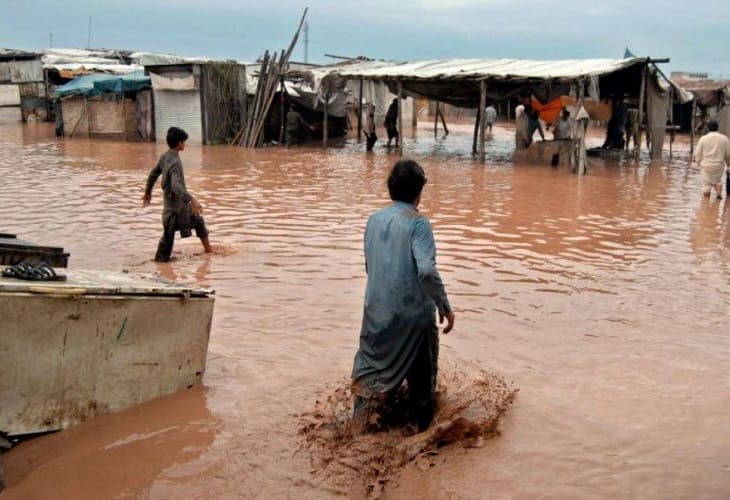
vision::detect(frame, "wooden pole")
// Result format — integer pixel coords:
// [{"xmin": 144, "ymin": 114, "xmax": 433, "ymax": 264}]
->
[
  {"xmin": 479, "ymin": 80, "xmax": 487, "ymax": 161},
  {"xmin": 323, "ymin": 92, "xmax": 329, "ymax": 148},
  {"xmin": 507, "ymin": 97, "xmax": 511, "ymax": 121},
  {"xmin": 577, "ymin": 83, "xmax": 587, "ymax": 175},
  {"xmin": 472, "ymin": 106, "xmax": 480, "ymax": 154},
  {"xmin": 690, "ymin": 99, "xmax": 696, "ymax": 158},
  {"xmin": 397, "ymin": 80, "xmax": 403, "ymax": 156},
  {"xmin": 434, "ymin": 101, "xmax": 439, "ymax": 137},
  {"xmin": 635, "ymin": 64, "xmax": 647, "ymax": 161},
  {"xmin": 439, "ymin": 108, "xmax": 448, "ymax": 135},
  {"xmin": 412, "ymin": 98, "xmax": 418, "ymax": 127},
  {"xmin": 357, "ymin": 79, "xmax": 363, "ymax": 142},
  {"xmin": 279, "ymin": 80, "xmax": 285, "ymax": 144}
]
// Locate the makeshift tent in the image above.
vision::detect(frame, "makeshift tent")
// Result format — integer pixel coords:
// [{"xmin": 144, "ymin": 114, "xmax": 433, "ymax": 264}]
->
[
  {"xmin": 55, "ymin": 70, "xmax": 150, "ymax": 97},
  {"xmin": 296, "ymin": 56, "xmax": 689, "ymax": 169}
]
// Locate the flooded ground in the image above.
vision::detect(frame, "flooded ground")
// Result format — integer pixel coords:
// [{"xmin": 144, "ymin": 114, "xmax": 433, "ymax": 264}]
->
[{"xmin": 1, "ymin": 120, "xmax": 730, "ymax": 499}]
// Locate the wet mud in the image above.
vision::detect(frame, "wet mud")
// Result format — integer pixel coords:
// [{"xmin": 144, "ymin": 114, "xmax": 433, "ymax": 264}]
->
[{"xmin": 298, "ymin": 361, "xmax": 517, "ymax": 497}]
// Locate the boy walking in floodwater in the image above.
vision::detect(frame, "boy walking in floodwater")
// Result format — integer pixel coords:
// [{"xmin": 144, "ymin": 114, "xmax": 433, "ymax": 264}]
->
[
  {"xmin": 351, "ymin": 159, "xmax": 455, "ymax": 432},
  {"xmin": 143, "ymin": 127, "xmax": 212, "ymax": 262}
]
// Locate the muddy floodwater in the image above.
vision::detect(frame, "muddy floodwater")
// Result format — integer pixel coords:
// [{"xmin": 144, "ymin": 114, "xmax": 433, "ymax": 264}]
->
[{"xmin": 2, "ymin": 121, "xmax": 730, "ymax": 499}]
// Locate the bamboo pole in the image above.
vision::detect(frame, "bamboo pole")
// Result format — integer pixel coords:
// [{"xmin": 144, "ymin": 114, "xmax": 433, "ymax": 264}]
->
[
  {"xmin": 635, "ymin": 64, "xmax": 647, "ymax": 161},
  {"xmin": 690, "ymin": 99, "xmax": 696, "ymax": 158},
  {"xmin": 479, "ymin": 80, "xmax": 487, "ymax": 161},
  {"xmin": 279, "ymin": 79, "xmax": 285, "ymax": 144},
  {"xmin": 434, "ymin": 101, "xmax": 439, "ymax": 137},
  {"xmin": 397, "ymin": 80, "xmax": 403, "ymax": 156},
  {"xmin": 357, "ymin": 79, "xmax": 363, "ymax": 142},
  {"xmin": 577, "ymin": 83, "xmax": 586, "ymax": 175},
  {"xmin": 323, "ymin": 92, "xmax": 328, "ymax": 148}
]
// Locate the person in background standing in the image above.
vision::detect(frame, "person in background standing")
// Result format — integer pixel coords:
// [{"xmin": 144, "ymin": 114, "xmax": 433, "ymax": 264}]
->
[
  {"xmin": 384, "ymin": 98, "xmax": 399, "ymax": 148},
  {"xmin": 485, "ymin": 104, "xmax": 497, "ymax": 134},
  {"xmin": 364, "ymin": 103, "xmax": 377, "ymax": 152}
]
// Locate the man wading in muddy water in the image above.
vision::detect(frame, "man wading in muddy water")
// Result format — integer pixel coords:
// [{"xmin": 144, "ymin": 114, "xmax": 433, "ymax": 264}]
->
[{"xmin": 351, "ymin": 159, "xmax": 455, "ymax": 432}]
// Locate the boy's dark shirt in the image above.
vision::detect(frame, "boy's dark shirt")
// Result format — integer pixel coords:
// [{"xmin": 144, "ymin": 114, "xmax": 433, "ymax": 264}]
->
[{"xmin": 145, "ymin": 149, "xmax": 193, "ymax": 219}]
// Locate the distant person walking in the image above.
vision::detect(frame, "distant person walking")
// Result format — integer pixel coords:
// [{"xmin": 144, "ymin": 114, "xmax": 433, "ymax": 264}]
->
[
  {"xmin": 364, "ymin": 103, "xmax": 377, "ymax": 152},
  {"xmin": 143, "ymin": 127, "xmax": 212, "ymax": 262},
  {"xmin": 694, "ymin": 120, "xmax": 730, "ymax": 199},
  {"xmin": 485, "ymin": 104, "xmax": 497, "ymax": 134},
  {"xmin": 384, "ymin": 98, "xmax": 399, "ymax": 148}
]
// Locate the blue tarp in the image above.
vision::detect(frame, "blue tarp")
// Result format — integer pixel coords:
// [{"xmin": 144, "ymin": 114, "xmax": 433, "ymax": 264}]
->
[{"xmin": 56, "ymin": 70, "xmax": 150, "ymax": 97}]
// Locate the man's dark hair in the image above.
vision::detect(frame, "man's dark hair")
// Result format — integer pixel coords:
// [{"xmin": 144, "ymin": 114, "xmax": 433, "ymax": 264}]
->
[
  {"xmin": 166, "ymin": 127, "xmax": 189, "ymax": 148},
  {"xmin": 708, "ymin": 120, "xmax": 719, "ymax": 132},
  {"xmin": 387, "ymin": 159, "xmax": 427, "ymax": 203}
]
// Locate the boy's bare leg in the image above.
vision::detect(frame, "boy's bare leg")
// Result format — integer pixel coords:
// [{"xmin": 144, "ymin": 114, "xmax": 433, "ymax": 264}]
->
[{"xmin": 200, "ymin": 236, "xmax": 213, "ymax": 253}]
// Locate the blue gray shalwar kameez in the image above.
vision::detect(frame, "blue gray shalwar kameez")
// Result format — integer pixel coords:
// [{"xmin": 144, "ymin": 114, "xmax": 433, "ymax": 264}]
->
[{"xmin": 351, "ymin": 201, "xmax": 451, "ymax": 425}]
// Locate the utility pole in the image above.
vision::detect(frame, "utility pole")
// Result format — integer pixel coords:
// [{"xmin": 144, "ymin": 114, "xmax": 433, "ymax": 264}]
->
[
  {"xmin": 49, "ymin": 33, "xmax": 53, "ymax": 48},
  {"xmin": 87, "ymin": 16, "xmax": 92, "ymax": 49},
  {"xmin": 303, "ymin": 21, "xmax": 309, "ymax": 63}
]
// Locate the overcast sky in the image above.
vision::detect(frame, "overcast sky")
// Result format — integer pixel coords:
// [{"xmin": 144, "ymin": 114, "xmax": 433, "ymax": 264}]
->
[{"xmin": 2, "ymin": 0, "xmax": 728, "ymax": 76}]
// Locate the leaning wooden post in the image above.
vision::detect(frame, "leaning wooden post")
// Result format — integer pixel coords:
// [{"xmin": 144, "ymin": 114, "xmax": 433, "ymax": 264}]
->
[
  {"xmin": 397, "ymin": 80, "xmax": 403, "ymax": 156},
  {"xmin": 439, "ymin": 108, "xmax": 449, "ymax": 135},
  {"xmin": 479, "ymin": 79, "xmax": 487, "ymax": 161},
  {"xmin": 471, "ymin": 106, "xmax": 480, "ymax": 154},
  {"xmin": 434, "ymin": 101, "xmax": 439, "ymax": 137},
  {"xmin": 635, "ymin": 64, "xmax": 647, "ymax": 161},
  {"xmin": 323, "ymin": 92, "xmax": 329, "ymax": 148},
  {"xmin": 690, "ymin": 99, "xmax": 696, "ymax": 158},
  {"xmin": 357, "ymin": 79, "xmax": 363, "ymax": 142}
]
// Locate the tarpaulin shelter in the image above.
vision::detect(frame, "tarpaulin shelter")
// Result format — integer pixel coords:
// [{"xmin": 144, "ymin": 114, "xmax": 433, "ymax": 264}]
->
[
  {"xmin": 55, "ymin": 70, "xmax": 150, "ymax": 97},
  {"xmin": 299, "ymin": 56, "xmax": 688, "ymax": 172},
  {"xmin": 56, "ymin": 70, "xmax": 153, "ymax": 142}
]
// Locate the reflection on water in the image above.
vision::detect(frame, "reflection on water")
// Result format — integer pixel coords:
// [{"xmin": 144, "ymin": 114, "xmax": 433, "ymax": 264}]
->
[{"xmin": 1, "ymin": 122, "xmax": 729, "ymax": 498}]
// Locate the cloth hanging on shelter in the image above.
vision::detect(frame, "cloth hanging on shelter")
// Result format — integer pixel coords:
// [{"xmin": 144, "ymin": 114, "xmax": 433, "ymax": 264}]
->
[{"xmin": 646, "ymin": 71, "xmax": 671, "ymax": 160}]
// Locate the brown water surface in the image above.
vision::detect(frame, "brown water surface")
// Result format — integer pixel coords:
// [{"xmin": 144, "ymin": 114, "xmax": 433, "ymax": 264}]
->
[{"xmin": 1, "ymin": 121, "xmax": 729, "ymax": 499}]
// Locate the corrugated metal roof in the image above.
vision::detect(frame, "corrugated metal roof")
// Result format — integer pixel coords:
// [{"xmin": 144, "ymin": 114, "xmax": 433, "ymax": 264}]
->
[{"xmin": 309, "ymin": 57, "xmax": 645, "ymax": 81}]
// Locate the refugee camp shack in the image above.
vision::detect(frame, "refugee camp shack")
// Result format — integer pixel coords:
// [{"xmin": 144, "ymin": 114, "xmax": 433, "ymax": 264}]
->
[
  {"xmin": 671, "ymin": 74, "xmax": 730, "ymax": 136},
  {"xmin": 0, "ymin": 49, "xmax": 46, "ymax": 123},
  {"xmin": 137, "ymin": 53, "xmax": 247, "ymax": 145},
  {"xmin": 305, "ymin": 57, "xmax": 684, "ymax": 169},
  {"xmin": 55, "ymin": 70, "xmax": 153, "ymax": 141}
]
